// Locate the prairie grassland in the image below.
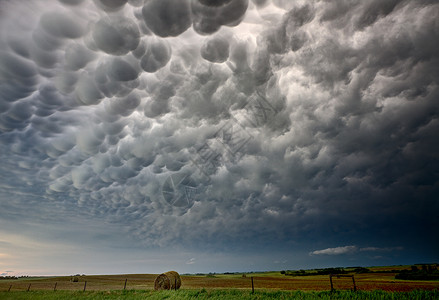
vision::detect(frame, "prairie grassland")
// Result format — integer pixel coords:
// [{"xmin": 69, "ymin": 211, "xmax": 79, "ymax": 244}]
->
[
  {"xmin": 0, "ymin": 289, "xmax": 438, "ymax": 300},
  {"xmin": 0, "ymin": 269, "xmax": 437, "ymax": 293}
]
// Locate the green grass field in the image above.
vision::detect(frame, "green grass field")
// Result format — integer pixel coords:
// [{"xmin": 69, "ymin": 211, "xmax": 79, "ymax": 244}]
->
[
  {"xmin": 0, "ymin": 289, "xmax": 438, "ymax": 300},
  {"xmin": 1, "ymin": 265, "xmax": 438, "ymax": 299}
]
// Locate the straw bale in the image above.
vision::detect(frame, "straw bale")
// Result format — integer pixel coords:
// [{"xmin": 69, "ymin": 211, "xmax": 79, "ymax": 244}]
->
[{"xmin": 154, "ymin": 271, "xmax": 181, "ymax": 290}]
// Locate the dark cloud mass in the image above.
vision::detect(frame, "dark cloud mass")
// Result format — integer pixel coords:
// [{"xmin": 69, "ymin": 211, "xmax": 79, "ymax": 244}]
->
[
  {"xmin": 92, "ymin": 17, "xmax": 140, "ymax": 55},
  {"xmin": 142, "ymin": 0, "xmax": 192, "ymax": 37},
  {"xmin": 201, "ymin": 36, "xmax": 230, "ymax": 63},
  {"xmin": 0, "ymin": 0, "xmax": 438, "ymax": 274},
  {"xmin": 139, "ymin": 38, "xmax": 172, "ymax": 73}
]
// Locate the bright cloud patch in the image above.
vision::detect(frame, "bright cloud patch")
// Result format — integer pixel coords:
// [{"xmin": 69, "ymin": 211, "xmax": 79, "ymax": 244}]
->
[{"xmin": 310, "ymin": 246, "xmax": 358, "ymax": 256}]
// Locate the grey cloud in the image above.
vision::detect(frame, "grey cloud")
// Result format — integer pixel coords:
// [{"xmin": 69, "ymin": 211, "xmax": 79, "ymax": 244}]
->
[
  {"xmin": 289, "ymin": 30, "xmax": 308, "ymax": 52},
  {"xmin": 59, "ymin": 0, "xmax": 85, "ymax": 5},
  {"xmin": 262, "ymin": 4, "xmax": 314, "ymax": 55},
  {"xmin": 200, "ymin": 36, "xmax": 230, "ymax": 63},
  {"xmin": 92, "ymin": 17, "xmax": 140, "ymax": 56},
  {"xmin": 142, "ymin": 0, "xmax": 192, "ymax": 38},
  {"xmin": 32, "ymin": 83, "xmax": 75, "ymax": 119},
  {"xmin": 250, "ymin": 47, "xmax": 271, "ymax": 85},
  {"xmin": 64, "ymin": 43, "xmax": 96, "ymax": 71},
  {"xmin": 0, "ymin": 52, "xmax": 38, "ymax": 106},
  {"xmin": 29, "ymin": 42, "xmax": 59, "ymax": 69},
  {"xmin": 108, "ymin": 57, "xmax": 140, "ymax": 82},
  {"xmin": 355, "ymin": 0, "xmax": 401, "ymax": 30},
  {"xmin": 228, "ymin": 41, "xmax": 251, "ymax": 74},
  {"xmin": 272, "ymin": 0, "xmax": 295, "ymax": 10},
  {"xmin": 7, "ymin": 36, "xmax": 32, "ymax": 58},
  {"xmin": 198, "ymin": 0, "xmax": 233, "ymax": 6},
  {"xmin": 104, "ymin": 92, "xmax": 140, "ymax": 117},
  {"xmin": 140, "ymin": 38, "xmax": 172, "ymax": 73},
  {"xmin": 284, "ymin": 4, "xmax": 315, "ymax": 28},
  {"xmin": 75, "ymin": 126, "xmax": 105, "ymax": 155},
  {"xmin": 51, "ymin": 133, "xmax": 76, "ymax": 153},
  {"xmin": 0, "ymin": 52, "xmax": 37, "ymax": 82},
  {"xmin": 127, "ymin": 0, "xmax": 144, "ymax": 7},
  {"xmin": 54, "ymin": 71, "xmax": 79, "ymax": 94},
  {"xmin": 32, "ymin": 27, "xmax": 64, "ymax": 52},
  {"xmin": 359, "ymin": 247, "xmax": 404, "ymax": 252},
  {"xmin": 39, "ymin": 12, "xmax": 85, "ymax": 39},
  {"xmin": 94, "ymin": 57, "xmax": 140, "ymax": 98},
  {"xmin": 191, "ymin": 0, "xmax": 249, "ymax": 35},
  {"xmin": 93, "ymin": 0, "xmax": 127, "ymax": 12},
  {"xmin": 75, "ymin": 73, "xmax": 103, "ymax": 105},
  {"xmin": 71, "ymin": 165, "xmax": 93, "ymax": 189},
  {"xmin": 319, "ymin": 0, "xmax": 359, "ymax": 23},
  {"xmin": 7, "ymin": 101, "xmax": 34, "ymax": 124},
  {"xmin": 251, "ymin": 0, "xmax": 268, "ymax": 8},
  {"xmin": 143, "ymin": 73, "xmax": 184, "ymax": 118}
]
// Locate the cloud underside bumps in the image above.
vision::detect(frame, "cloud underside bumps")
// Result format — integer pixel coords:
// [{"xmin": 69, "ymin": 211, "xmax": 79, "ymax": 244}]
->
[{"xmin": 0, "ymin": 0, "xmax": 438, "ymax": 253}]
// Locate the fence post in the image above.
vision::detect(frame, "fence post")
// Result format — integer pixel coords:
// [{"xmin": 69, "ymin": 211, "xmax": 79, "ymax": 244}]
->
[
  {"xmin": 54, "ymin": 282, "xmax": 57, "ymax": 291},
  {"xmin": 124, "ymin": 278, "xmax": 127, "ymax": 290},
  {"xmin": 352, "ymin": 275, "xmax": 357, "ymax": 292},
  {"xmin": 83, "ymin": 281, "xmax": 87, "ymax": 292},
  {"xmin": 27, "ymin": 284, "xmax": 31, "ymax": 292},
  {"xmin": 329, "ymin": 274, "xmax": 334, "ymax": 292},
  {"xmin": 8, "ymin": 285, "xmax": 12, "ymax": 292},
  {"xmin": 251, "ymin": 277, "xmax": 254, "ymax": 294}
]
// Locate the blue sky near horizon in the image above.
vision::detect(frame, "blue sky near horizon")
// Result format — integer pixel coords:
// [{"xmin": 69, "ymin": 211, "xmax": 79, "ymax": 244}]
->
[{"xmin": 0, "ymin": 0, "xmax": 438, "ymax": 276}]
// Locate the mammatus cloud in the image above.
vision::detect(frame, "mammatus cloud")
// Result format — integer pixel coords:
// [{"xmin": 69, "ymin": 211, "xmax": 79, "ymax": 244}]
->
[{"xmin": 0, "ymin": 0, "xmax": 438, "ymax": 265}]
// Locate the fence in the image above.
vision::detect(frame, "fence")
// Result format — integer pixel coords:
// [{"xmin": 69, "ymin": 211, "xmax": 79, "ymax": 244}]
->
[
  {"xmin": 2, "ymin": 275, "xmax": 360, "ymax": 292},
  {"xmin": 329, "ymin": 274, "xmax": 357, "ymax": 292}
]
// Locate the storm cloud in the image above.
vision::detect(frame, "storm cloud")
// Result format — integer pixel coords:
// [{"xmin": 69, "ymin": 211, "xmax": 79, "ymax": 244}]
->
[{"xmin": 0, "ymin": 0, "xmax": 438, "ymax": 275}]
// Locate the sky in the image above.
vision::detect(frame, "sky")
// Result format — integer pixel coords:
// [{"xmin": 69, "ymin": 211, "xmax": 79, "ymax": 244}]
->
[{"xmin": 0, "ymin": 0, "xmax": 438, "ymax": 277}]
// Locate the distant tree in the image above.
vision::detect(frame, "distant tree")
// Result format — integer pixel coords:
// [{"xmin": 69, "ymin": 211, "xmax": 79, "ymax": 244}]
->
[
  {"xmin": 411, "ymin": 266, "xmax": 419, "ymax": 272},
  {"xmin": 354, "ymin": 267, "xmax": 370, "ymax": 274}
]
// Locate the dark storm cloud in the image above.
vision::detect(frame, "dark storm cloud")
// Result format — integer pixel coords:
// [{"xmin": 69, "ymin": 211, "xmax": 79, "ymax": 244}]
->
[
  {"xmin": 139, "ymin": 38, "xmax": 172, "ymax": 73},
  {"xmin": 200, "ymin": 36, "xmax": 230, "ymax": 63},
  {"xmin": 141, "ymin": 0, "xmax": 192, "ymax": 38},
  {"xmin": 93, "ymin": 0, "xmax": 128, "ymax": 12},
  {"xmin": 64, "ymin": 43, "xmax": 96, "ymax": 71},
  {"xmin": 39, "ymin": 12, "xmax": 85, "ymax": 39},
  {"xmin": 59, "ymin": 0, "xmax": 85, "ymax": 6},
  {"xmin": 92, "ymin": 16, "xmax": 140, "ymax": 56},
  {"xmin": 191, "ymin": 0, "xmax": 249, "ymax": 35},
  {"xmin": 0, "ymin": 52, "xmax": 38, "ymax": 109},
  {"xmin": 0, "ymin": 0, "xmax": 438, "ymax": 265}
]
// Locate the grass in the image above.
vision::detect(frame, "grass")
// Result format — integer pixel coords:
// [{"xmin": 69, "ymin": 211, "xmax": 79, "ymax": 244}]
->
[
  {"xmin": 1, "ymin": 266, "xmax": 438, "ymax": 298},
  {"xmin": 1, "ymin": 271, "xmax": 438, "ymax": 293},
  {"xmin": 0, "ymin": 289, "xmax": 438, "ymax": 300}
]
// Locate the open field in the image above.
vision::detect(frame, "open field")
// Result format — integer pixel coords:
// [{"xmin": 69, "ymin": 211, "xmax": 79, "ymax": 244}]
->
[
  {"xmin": 0, "ymin": 289, "xmax": 438, "ymax": 300},
  {"xmin": 0, "ymin": 266, "xmax": 437, "ymax": 299}
]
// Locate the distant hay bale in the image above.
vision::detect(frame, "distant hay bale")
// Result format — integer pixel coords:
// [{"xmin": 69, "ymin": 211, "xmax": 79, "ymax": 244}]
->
[{"xmin": 154, "ymin": 271, "xmax": 181, "ymax": 290}]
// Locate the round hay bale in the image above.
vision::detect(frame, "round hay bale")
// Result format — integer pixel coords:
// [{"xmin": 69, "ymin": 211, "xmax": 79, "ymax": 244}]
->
[{"xmin": 154, "ymin": 271, "xmax": 181, "ymax": 290}]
